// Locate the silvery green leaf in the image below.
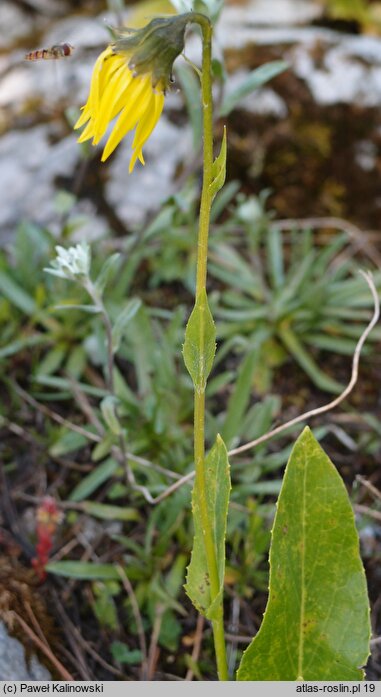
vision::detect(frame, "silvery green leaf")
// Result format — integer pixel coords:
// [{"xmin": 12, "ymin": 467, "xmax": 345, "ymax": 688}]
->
[
  {"xmin": 44, "ymin": 268, "xmax": 69, "ymax": 279},
  {"xmin": 69, "ymin": 457, "xmax": 119, "ymax": 502},
  {"xmin": 94, "ymin": 253, "xmax": 121, "ymax": 295},
  {"xmin": 111, "ymin": 298, "xmax": 142, "ymax": 353},
  {"xmin": 219, "ymin": 61, "xmax": 289, "ymax": 117},
  {"xmin": 100, "ymin": 395, "xmax": 122, "ymax": 435},
  {"xmin": 53, "ymin": 304, "xmax": 100, "ymax": 313}
]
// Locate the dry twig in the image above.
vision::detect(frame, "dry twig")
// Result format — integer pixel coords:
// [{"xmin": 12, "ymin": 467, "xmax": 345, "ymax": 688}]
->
[
  {"xmin": 185, "ymin": 614, "xmax": 205, "ymax": 681},
  {"xmin": 354, "ymin": 505, "xmax": 381, "ymax": 523},
  {"xmin": 10, "ymin": 611, "xmax": 74, "ymax": 680},
  {"xmin": 356, "ymin": 475, "xmax": 381, "ymax": 503},
  {"xmin": 147, "ymin": 606, "xmax": 164, "ymax": 680},
  {"xmin": 116, "ymin": 564, "xmax": 148, "ymax": 680}
]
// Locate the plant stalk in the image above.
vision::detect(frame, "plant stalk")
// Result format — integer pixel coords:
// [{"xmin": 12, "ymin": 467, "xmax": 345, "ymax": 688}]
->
[
  {"xmin": 84, "ymin": 279, "xmax": 114, "ymax": 393},
  {"xmin": 191, "ymin": 13, "xmax": 228, "ymax": 682}
]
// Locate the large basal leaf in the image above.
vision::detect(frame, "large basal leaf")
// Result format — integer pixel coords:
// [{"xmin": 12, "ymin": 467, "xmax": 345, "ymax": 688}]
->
[
  {"xmin": 237, "ymin": 426, "xmax": 370, "ymax": 681},
  {"xmin": 183, "ymin": 289, "xmax": 216, "ymax": 392},
  {"xmin": 185, "ymin": 435, "xmax": 231, "ymax": 620}
]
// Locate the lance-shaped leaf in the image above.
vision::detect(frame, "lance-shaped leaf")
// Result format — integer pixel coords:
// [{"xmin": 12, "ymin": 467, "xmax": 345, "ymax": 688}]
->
[
  {"xmin": 46, "ymin": 561, "xmax": 121, "ymax": 580},
  {"xmin": 219, "ymin": 60, "xmax": 289, "ymax": 117},
  {"xmin": 175, "ymin": 63, "xmax": 202, "ymax": 147},
  {"xmin": 209, "ymin": 126, "xmax": 227, "ymax": 201},
  {"xmin": 94, "ymin": 253, "xmax": 121, "ymax": 295},
  {"xmin": 111, "ymin": 297, "xmax": 142, "ymax": 353},
  {"xmin": 183, "ymin": 289, "xmax": 216, "ymax": 392},
  {"xmin": 100, "ymin": 395, "xmax": 122, "ymax": 435},
  {"xmin": 69, "ymin": 457, "xmax": 119, "ymax": 502},
  {"xmin": 185, "ymin": 435, "xmax": 231, "ymax": 620},
  {"xmin": 237, "ymin": 427, "xmax": 371, "ymax": 681}
]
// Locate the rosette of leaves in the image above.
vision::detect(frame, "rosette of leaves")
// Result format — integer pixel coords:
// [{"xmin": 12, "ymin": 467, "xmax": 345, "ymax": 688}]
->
[{"xmin": 208, "ymin": 194, "xmax": 381, "ymax": 395}]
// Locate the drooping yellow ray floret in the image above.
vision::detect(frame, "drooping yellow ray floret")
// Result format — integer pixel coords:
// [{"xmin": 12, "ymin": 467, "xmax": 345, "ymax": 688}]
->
[
  {"xmin": 74, "ymin": 15, "xmax": 190, "ymax": 171},
  {"xmin": 74, "ymin": 46, "xmax": 165, "ymax": 172}
]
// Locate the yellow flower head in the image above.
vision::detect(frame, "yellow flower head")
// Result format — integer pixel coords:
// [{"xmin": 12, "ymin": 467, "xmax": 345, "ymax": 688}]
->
[{"xmin": 74, "ymin": 15, "xmax": 190, "ymax": 172}]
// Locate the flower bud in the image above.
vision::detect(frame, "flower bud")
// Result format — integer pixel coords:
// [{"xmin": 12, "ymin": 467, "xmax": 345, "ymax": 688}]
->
[{"xmin": 111, "ymin": 14, "xmax": 191, "ymax": 91}]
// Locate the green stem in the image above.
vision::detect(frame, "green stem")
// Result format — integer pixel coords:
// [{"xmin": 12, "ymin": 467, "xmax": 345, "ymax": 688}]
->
[
  {"xmin": 191, "ymin": 13, "xmax": 228, "ymax": 682},
  {"xmin": 84, "ymin": 279, "xmax": 114, "ymax": 393},
  {"xmin": 192, "ymin": 14, "xmax": 214, "ymax": 297}
]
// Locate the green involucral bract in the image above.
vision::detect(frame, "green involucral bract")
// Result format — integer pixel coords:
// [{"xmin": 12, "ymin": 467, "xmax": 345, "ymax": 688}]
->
[
  {"xmin": 237, "ymin": 426, "xmax": 371, "ymax": 681},
  {"xmin": 111, "ymin": 15, "xmax": 190, "ymax": 91}
]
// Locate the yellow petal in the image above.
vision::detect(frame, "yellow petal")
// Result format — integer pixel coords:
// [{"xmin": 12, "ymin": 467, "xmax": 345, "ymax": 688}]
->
[
  {"xmin": 128, "ymin": 90, "xmax": 164, "ymax": 171},
  {"xmin": 87, "ymin": 48, "xmax": 113, "ymax": 115},
  {"xmin": 93, "ymin": 64, "xmax": 133, "ymax": 143},
  {"xmin": 97, "ymin": 52, "xmax": 125, "ymax": 100},
  {"xmin": 128, "ymin": 147, "xmax": 145, "ymax": 173},
  {"xmin": 77, "ymin": 119, "xmax": 95, "ymax": 143},
  {"xmin": 75, "ymin": 49, "xmax": 111, "ymax": 136},
  {"xmin": 75, "ymin": 44, "xmax": 166, "ymax": 167},
  {"xmin": 101, "ymin": 76, "xmax": 152, "ymax": 161},
  {"xmin": 75, "ymin": 49, "xmax": 128, "ymax": 138},
  {"xmin": 74, "ymin": 105, "xmax": 90, "ymax": 130},
  {"xmin": 132, "ymin": 90, "xmax": 164, "ymax": 151}
]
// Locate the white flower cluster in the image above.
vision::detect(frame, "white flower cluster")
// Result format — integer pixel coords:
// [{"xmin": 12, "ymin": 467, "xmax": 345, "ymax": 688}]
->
[{"xmin": 45, "ymin": 243, "xmax": 91, "ymax": 281}]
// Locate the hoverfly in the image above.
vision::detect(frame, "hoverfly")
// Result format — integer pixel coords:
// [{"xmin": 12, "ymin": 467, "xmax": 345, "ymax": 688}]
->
[{"xmin": 25, "ymin": 43, "xmax": 74, "ymax": 61}]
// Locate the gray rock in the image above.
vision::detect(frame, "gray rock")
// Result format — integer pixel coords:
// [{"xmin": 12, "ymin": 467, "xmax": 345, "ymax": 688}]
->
[
  {"xmin": 0, "ymin": 621, "xmax": 51, "ymax": 680},
  {"xmin": 214, "ymin": 16, "xmax": 381, "ymax": 109},
  {"xmin": 215, "ymin": 13, "xmax": 332, "ymax": 50},
  {"xmin": 105, "ymin": 116, "xmax": 192, "ymax": 228},
  {"xmin": 77, "ymin": 516, "xmax": 123, "ymax": 545},
  {"xmin": 219, "ymin": 0, "xmax": 322, "ymax": 29},
  {"xmin": 42, "ymin": 15, "xmax": 110, "ymax": 50},
  {"xmin": 0, "ymin": 51, "xmax": 86, "ymax": 107},
  {"xmin": 354, "ymin": 140, "xmax": 378, "ymax": 172},
  {"xmin": 0, "ymin": 65, "xmax": 36, "ymax": 107},
  {"xmin": 291, "ymin": 39, "xmax": 381, "ymax": 106},
  {"xmin": 0, "ymin": 0, "xmax": 66, "ymax": 51},
  {"xmin": 0, "ymin": 126, "xmax": 97, "ymax": 242},
  {"xmin": 0, "ymin": 3, "xmax": 37, "ymax": 51},
  {"xmin": 22, "ymin": 0, "xmax": 70, "ymax": 15},
  {"xmin": 0, "ymin": 127, "xmax": 48, "ymax": 231}
]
